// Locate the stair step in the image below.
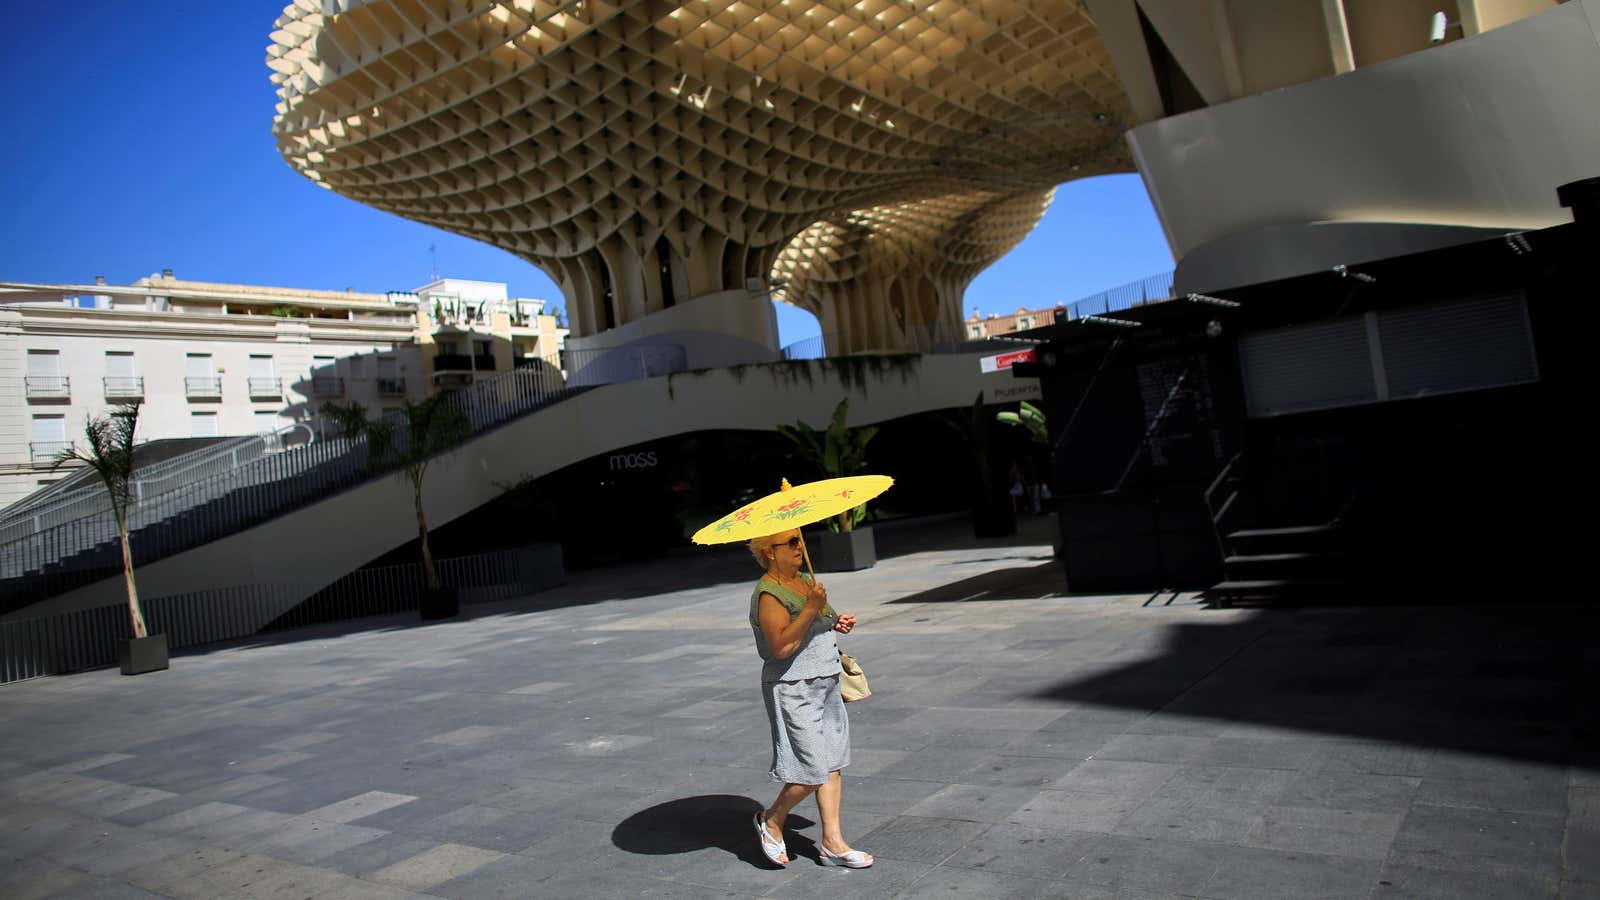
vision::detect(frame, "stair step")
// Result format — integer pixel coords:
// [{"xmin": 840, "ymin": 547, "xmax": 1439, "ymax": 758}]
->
[
  {"xmin": 1224, "ymin": 552, "xmax": 1345, "ymax": 565},
  {"xmin": 1228, "ymin": 524, "xmax": 1339, "ymax": 540}
]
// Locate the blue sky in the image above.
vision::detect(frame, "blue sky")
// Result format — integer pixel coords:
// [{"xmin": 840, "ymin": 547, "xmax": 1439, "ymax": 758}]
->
[{"xmin": 0, "ymin": 3, "xmax": 1172, "ymax": 347}]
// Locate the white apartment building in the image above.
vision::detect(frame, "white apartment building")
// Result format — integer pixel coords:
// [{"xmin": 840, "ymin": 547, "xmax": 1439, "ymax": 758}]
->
[{"xmin": 0, "ymin": 271, "xmax": 565, "ymax": 509}]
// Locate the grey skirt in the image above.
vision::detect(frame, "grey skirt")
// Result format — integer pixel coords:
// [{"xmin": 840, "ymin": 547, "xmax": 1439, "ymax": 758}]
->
[{"xmin": 762, "ymin": 674, "xmax": 851, "ymax": 785}]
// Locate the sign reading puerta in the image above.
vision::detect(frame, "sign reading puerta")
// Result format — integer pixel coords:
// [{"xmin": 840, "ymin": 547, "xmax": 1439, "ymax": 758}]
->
[{"xmin": 979, "ymin": 348, "xmax": 1042, "ymax": 404}]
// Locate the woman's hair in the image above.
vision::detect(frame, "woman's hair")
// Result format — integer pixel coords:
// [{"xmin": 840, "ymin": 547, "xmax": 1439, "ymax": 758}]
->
[{"xmin": 748, "ymin": 537, "xmax": 773, "ymax": 568}]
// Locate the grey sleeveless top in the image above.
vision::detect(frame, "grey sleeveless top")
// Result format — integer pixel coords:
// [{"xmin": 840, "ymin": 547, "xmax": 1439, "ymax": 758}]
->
[{"xmin": 750, "ymin": 574, "xmax": 842, "ymax": 684}]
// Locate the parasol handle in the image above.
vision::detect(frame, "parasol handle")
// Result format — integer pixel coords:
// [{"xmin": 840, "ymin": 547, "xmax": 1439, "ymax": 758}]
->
[{"xmin": 799, "ymin": 531, "xmax": 816, "ymax": 582}]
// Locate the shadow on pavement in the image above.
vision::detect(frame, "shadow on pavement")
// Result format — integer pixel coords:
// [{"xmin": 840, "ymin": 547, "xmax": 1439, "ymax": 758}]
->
[
  {"xmin": 887, "ymin": 562, "xmax": 1064, "ymax": 603},
  {"xmin": 1033, "ymin": 603, "xmax": 1599, "ymax": 768},
  {"xmin": 611, "ymin": 795, "xmax": 817, "ymax": 868}
]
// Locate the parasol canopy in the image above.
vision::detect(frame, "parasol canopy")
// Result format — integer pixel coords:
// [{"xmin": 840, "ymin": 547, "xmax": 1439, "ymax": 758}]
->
[{"xmin": 691, "ymin": 475, "xmax": 893, "ymax": 545}]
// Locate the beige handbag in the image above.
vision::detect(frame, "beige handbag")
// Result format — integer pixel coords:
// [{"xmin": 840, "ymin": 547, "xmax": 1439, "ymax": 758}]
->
[{"xmin": 839, "ymin": 652, "xmax": 871, "ymax": 702}]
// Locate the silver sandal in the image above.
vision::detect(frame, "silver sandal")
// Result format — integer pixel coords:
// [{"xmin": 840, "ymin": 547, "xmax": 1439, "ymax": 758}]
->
[
  {"xmin": 818, "ymin": 846, "xmax": 874, "ymax": 868},
  {"xmin": 754, "ymin": 812, "xmax": 787, "ymax": 866}
]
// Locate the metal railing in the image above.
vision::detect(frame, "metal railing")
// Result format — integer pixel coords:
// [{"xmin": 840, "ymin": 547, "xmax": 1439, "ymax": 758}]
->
[
  {"xmin": 1063, "ymin": 270, "xmax": 1176, "ymax": 320},
  {"xmin": 247, "ymin": 377, "xmax": 282, "ymax": 397},
  {"xmin": 28, "ymin": 441, "xmax": 71, "ymax": 463},
  {"xmin": 0, "ymin": 542, "xmax": 562, "ymax": 685},
  {"xmin": 377, "ymin": 377, "xmax": 407, "ymax": 395},
  {"xmin": 0, "ymin": 362, "xmax": 589, "ymax": 608},
  {"xmin": 184, "ymin": 376, "xmax": 222, "ymax": 398},
  {"xmin": 103, "ymin": 376, "xmax": 144, "ymax": 399},
  {"xmin": 24, "ymin": 376, "xmax": 70, "ymax": 398},
  {"xmin": 562, "ymin": 343, "xmax": 688, "ymax": 386}
]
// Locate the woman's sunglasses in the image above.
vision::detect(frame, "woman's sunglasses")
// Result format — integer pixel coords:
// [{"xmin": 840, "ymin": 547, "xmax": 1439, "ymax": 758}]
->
[{"xmin": 772, "ymin": 536, "xmax": 802, "ymax": 550}]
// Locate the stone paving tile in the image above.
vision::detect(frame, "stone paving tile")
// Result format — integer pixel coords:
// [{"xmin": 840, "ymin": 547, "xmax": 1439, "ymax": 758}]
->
[
  {"xmin": 1389, "ymin": 803, "xmax": 1565, "ymax": 875},
  {"xmin": 902, "ymin": 783, "xmax": 1037, "ymax": 823},
  {"xmin": 1372, "ymin": 861, "xmax": 1560, "ymax": 898},
  {"xmin": 767, "ymin": 859, "xmax": 933, "ymax": 900},
  {"xmin": 34, "ymin": 876, "xmax": 172, "ymax": 899},
  {"xmin": 1244, "ymin": 805, "xmax": 1403, "ymax": 859},
  {"xmin": 367, "ymin": 842, "xmax": 507, "ymax": 892},
  {"xmin": 308, "ymin": 790, "xmax": 421, "ymax": 825},
  {"xmin": 1277, "ymin": 770, "xmax": 1421, "ymax": 813},
  {"xmin": 892, "ymin": 864, "xmax": 1062, "ymax": 899},
  {"xmin": 855, "ymin": 814, "xmax": 988, "ymax": 864},
  {"xmin": 1203, "ymin": 845, "xmax": 1382, "ymax": 900},
  {"xmin": 1007, "ymin": 789, "xmax": 1141, "ymax": 833},
  {"xmin": 1066, "ymin": 834, "xmax": 1223, "ymax": 894},
  {"xmin": 941, "ymin": 823, "xmax": 1099, "ymax": 880},
  {"xmin": 0, "ymin": 855, "xmax": 90, "ymax": 900},
  {"xmin": 1052, "ymin": 759, "xmax": 1178, "ymax": 798}
]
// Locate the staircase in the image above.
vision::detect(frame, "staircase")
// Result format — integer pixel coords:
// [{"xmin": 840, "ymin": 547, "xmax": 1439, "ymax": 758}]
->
[
  {"xmin": 0, "ymin": 367, "xmax": 590, "ymax": 613},
  {"xmin": 1201, "ymin": 450, "xmax": 1395, "ymax": 608}
]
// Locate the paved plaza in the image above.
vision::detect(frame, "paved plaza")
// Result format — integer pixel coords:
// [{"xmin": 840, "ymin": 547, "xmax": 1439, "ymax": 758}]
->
[{"xmin": 1, "ymin": 516, "xmax": 1594, "ymax": 899}]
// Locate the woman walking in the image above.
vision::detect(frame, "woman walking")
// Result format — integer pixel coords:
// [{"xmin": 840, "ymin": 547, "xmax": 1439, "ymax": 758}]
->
[{"xmin": 748, "ymin": 527, "xmax": 873, "ymax": 869}]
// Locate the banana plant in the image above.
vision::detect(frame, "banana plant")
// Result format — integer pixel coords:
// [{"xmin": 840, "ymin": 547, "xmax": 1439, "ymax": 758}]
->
[
  {"xmin": 777, "ymin": 398, "xmax": 879, "ymax": 532},
  {"xmin": 996, "ymin": 400, "xmax": 1047, "ymax": 444}
]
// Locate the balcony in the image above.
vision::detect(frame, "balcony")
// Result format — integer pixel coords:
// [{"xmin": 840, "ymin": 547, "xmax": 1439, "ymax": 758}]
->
[
  {"xmin": 377, "ymin": 377, "xmax": 407, "ymax": 396},
  {"xmin": 29, "ymin": 441, "xmax": 72, "ymax": 462},
  {"xmin": 248, "ymin": 377, "xmax": 283, "ymax": 398},
  {"xmin": 103, "ymin": 376, "xmax": 144, "ymax": 400},
  {"xmin": 432, "ymin": 353, "xmax": 498, "ymax": 373},
  {"xmin": 185, "ymin": 376, "xmax": 223, "ymax": 399},
  {"xmin": 24, "ymin": 376, "xmax": 70, "ymax": 400},
  {"xmin": 310, "ymin": 376, "xmax": 344, "ymax": 397}
]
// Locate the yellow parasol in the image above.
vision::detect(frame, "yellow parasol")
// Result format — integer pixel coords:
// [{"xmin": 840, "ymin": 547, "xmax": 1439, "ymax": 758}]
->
[{"xmin": 692, "ymin": 475, "xmax": 893, "ymax": 576}]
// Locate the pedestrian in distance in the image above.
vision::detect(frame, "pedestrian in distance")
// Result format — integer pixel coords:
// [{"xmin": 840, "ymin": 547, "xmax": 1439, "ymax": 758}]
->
[{"xmin": 748, "ymin": 528, "xmax": 873, "ymax": 869}]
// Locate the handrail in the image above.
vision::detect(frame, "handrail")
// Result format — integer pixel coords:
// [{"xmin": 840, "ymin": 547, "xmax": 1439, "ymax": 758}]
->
[
  {"xmin": 1203, "ymin": 450, "xmax": 1246, "ymax": 561},
  {"xmin": 0, "ymin": 359, "xmax": 602, "ymax": 604}
]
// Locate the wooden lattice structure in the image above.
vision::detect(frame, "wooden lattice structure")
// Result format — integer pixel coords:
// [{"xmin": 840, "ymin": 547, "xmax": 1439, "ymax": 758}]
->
[{"xmin": 268, "ymin": 0, "xmax": 1133, "ymax": 346}]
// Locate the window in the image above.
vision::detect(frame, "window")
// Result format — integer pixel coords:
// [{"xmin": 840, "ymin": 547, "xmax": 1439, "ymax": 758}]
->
[
  {"xmin": 253, "ymin": 411, "xmax": 280, "ymax": 434},
  {"xmin": 347, "ymin": 356, "xmax": 366, "ymax": 379},
  {"xmin": 185, "ymin": 353, "xmax": 220, "ymax": 398},
  {"xmin": 377, "ymin": 357, "xmax": 398, "ymax": 380},
  {"xmin": 186, "ymin": 353, "xmax": 214, "ymax": 377},
  {"xmin": 248, "ymin": 355, "xmax": 279, "ymax": 396},
  {"xmin": 105, "ymin": 351, "xmax": 136, "ymax": 377},
  {"xmin": 31, "ymin": 414, "xmax": 67, "ymax": 460},
  {"xmin": 25, "ymin": 350, "xmax": 68, "ymax": 397},
  {"xmin": 190, "ymin": 412, "xmax": 218, "ymax": 437}
]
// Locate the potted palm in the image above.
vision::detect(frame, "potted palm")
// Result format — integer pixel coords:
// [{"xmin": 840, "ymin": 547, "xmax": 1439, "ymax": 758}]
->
[
  {"xmin": 323, "ymin": 396, "xmax": 472, "ymax": 619},
  {"xmin": 54, "ymin": 402, "xmax": 166, "ymax": 674},
  {"xmin": 777, "ymin": 399, "xmax": 879, "ymax": 571}
]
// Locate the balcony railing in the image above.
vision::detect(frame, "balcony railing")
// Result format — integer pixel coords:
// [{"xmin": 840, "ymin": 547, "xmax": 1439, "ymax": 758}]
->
[
  {"xmin": 310, "ymin": 376, "xmax": 344, "ymax": 397},
  {"xmin": 28, "ymin": 441, "xmax": 71, "ymax": 462},
  {"xmin": 102, "ymin": 376, "xmax": 144, "ymax": 399},
  {"xmin": 432, "ymin": 353, "xmax": 498, "ymax": 372},
  {"xmin": 24, "ymin": 376, "xmax": 70, "ymax": 399},
  {"xmin": 184, "ymin": 377, "xmax": 222, "ymax": 398},
  {"xmin": 377, "ymin": 377, "xmax": 407, "ymax": 396},
  {"xmin": 247, "ymin": 377, "xmax": 282, "ymax": 397}
]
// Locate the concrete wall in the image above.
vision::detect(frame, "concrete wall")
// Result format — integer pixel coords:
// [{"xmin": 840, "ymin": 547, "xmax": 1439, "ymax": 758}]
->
[
  {"xmin": 1129, "ymin": 1, "xmax": 1600, "ymax": 288},
  {"xmin": 562, "ymin": 288, "xmax": 780, "ymax": 371},
  {"xmin": 12, "ymin": 350, "xmax": 1018, "ymax": 625}
]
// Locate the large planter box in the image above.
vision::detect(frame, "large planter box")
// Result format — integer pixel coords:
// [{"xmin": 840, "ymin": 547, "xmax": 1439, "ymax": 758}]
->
[
  {"xmin": 119, "ymin": 633, "xmax": 169, "ymax": 676},
  {"xmin": 809, "ymin": 527, "xmax": 876, "ymax": 572},
  {"xmin": 419, "ymin": 586, "xmax": 460, "ymax": 620}
]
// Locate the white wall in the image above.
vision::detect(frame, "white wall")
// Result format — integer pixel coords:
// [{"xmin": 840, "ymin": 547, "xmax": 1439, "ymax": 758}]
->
[
  {"xmin": 13, "ymin": 350, "xmax": 1026, "ymax": 625},
  {"xmin": 0, "ymin": 308, "xmax": 423, "ymax": 508},
  {"xmin": 1129, "ymin": 1, "xmax": 1600, "ymax": 288}
]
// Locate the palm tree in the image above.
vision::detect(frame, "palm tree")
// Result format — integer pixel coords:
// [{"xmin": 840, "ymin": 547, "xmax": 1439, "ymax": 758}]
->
[
  {"xmin": 778, "ymin": 398, "xmax": 879, "ymax": 531},
  {"xmin": 321, "ymin": 396, "xmax": 472, "ymax": 593},
  {"xmin": 54, "ymin": 403, "xmax": 148, "ymax": 638}
]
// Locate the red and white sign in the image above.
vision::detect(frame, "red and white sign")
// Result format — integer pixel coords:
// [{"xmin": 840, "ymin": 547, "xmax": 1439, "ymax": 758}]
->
[{"xmin": 979, "ymin": 347, "xmax": 1037, "ymax": 374}]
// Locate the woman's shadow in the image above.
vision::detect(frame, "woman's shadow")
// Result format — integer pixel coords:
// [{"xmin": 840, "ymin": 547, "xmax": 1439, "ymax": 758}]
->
[{"xmin": 612, "ymin": 795, "xmax": 818, "ymax": 868}]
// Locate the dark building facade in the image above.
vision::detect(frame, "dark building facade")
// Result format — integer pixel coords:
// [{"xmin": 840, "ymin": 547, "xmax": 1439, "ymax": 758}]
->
[{"xmin": 1023, "ymin": 182, "xmax": 1597, "ymax": 600}]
